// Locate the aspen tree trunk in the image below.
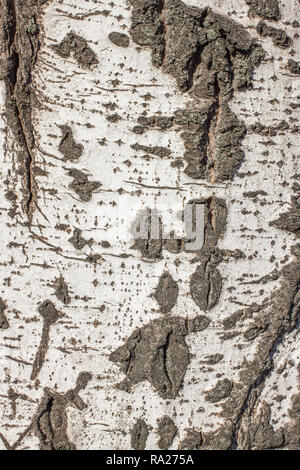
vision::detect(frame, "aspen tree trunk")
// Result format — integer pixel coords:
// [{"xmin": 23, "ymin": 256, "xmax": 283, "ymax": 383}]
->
[{"xmin": 0, "ymin": 0, "xmax": 299, "ymax": 450}]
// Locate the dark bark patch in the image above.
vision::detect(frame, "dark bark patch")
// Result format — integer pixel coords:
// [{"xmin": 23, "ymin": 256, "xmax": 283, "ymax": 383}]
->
[
  {"xmin": 106, "ymin": 113, "xmax": 122, "ymax": 123},
  {"xmin": 109, "ymin": 315, "xmax": 210, "ymax": 399},
  {"xmin": 190, "ymin": 264, "xmax": 222, "ymax": 311},
  {"xmin": 59, "ymin": 126, "xmax": 83, "ymax": 161},
  {"xmin": 54, "ymin": 276, "xmax": 71, "ymax": 305},
  {"xmin": 0, "ymin": 0, "xmax": 47, "ymax": 219},
  {"xmin": 257, "ymin": 21, "xmax": 291, "ymax": 48},
  {"xmin": 205, "ymin": 378, "xmax": 233, "ymax": 403},
  {"xmin": 245, "ymin": 0, "xmax": 281, "ymax": 21},
  {"xmin": 31, "ymin": 300, "xmax": 61, "ymax": 380},
  {"xmin": 109, "ymin": 32, "xmax": 130, "ymax": 47},
  {"xmin": 52, "ymin": 32, "xmax": 98, "ymax": 68},
  {"xmin": 270, "ymin": 196, "xmax": 300, "ymax": 237},
  {"xmin": 288, "ymin": 59, "xmax": 300, "ymax": 75},
  {"xmin": 154, "ymin": 272, "xmax": 179, "ymax": 313},
  {"xmin": 157, "ymin": 416, "xmax": 177, "ymax": 449},
  {"xmin": 0, "ymin": 298, "xmax": 9, "ymax": 330},
  {"xmin": 68, "ymin": 169, "xmax": 101, "ymax": 202},
  {"xmin": 202, "ymin": 353, "xmax": 223, "ymax": 365},
  {"xmin": 179, "ymin": 429, "xmax": 203, "ymax": 450},
  {"xmin": 10, "ymin": 373, "xmax": 92, "ymax": 450},
  {"xmin": 131, "ymin": 419, "xmax": 149, "ymax": 450},
  {"xmin": 131, "ymin": 143, "xmax": 171, "ymax": 158},
  {"xmin": 68, "ymin": 228, "xmax": 93, "ymax": 250},
  {"xmin": 188, "ymin": 196, "xmax": 227, "ymax": 310}
]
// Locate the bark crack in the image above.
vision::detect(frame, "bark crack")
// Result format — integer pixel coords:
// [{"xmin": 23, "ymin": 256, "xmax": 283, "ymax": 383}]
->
[{"xmin": 2, "ymin": 0, "xmax": 41, "ymax": 224}]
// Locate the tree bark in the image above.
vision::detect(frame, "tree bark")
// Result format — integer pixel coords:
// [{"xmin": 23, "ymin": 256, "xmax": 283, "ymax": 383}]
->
[{"xmin": 0, "ymin": 0, "xmax": 299, "ymax": 450}]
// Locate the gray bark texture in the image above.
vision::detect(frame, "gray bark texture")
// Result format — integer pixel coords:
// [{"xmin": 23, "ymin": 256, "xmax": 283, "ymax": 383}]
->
[{"xmin": 0, "ymin": 0, "xmax": 299, "ymax": 450}]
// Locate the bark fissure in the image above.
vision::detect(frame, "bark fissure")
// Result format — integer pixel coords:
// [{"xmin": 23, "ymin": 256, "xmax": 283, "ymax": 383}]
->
[{"xmin": 1, "ymin": 0, "xmax": 43, "ymax": 223}]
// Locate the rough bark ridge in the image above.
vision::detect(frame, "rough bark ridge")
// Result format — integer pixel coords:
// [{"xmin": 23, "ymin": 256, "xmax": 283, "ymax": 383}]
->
[{"xmin": 0, "ymin": 1, "xmax": 47, "ymax": 222}]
